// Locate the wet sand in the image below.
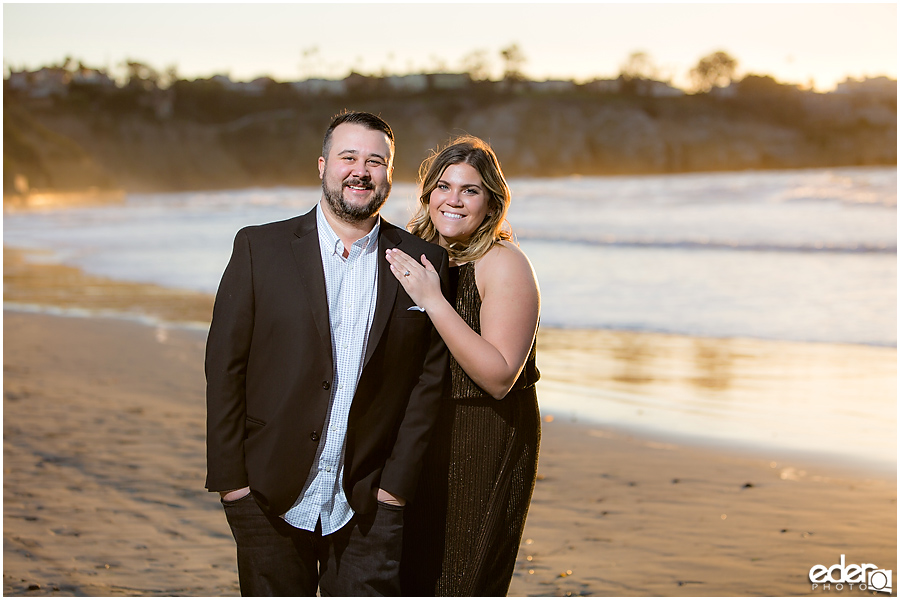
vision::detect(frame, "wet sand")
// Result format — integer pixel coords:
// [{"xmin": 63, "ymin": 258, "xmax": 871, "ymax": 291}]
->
[
  {"xmin": 535, "ymin": 327, "xmax": 897, "ymax": 470},
  {"xmin": 3, "ymin": 247, "xmax": 896, "ymax": 596},
  {"xmin": 4, "ymin": 247, "xmax": 214, "ymax": 326}
]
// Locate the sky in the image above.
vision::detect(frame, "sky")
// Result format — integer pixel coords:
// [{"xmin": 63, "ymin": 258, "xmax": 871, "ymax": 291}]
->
[{"xmin": 3, "ymin": 3, "xmax": 897, "ymax": 92}]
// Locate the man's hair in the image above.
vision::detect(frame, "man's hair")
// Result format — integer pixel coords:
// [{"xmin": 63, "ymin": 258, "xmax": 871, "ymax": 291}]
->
[{"xmin": 322, "ymin": 110, "xmax": 395, "ymax": 159}]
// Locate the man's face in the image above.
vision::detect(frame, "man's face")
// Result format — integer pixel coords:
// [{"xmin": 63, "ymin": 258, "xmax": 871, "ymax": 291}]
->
[{"xmin": 318, "ymin": 123, "xmax": 393, "ymax": 223}]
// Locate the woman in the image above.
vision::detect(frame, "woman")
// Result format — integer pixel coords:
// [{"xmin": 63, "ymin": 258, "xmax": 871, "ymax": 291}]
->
[{"xmin": 385, "ymin": 136, "xmax": 541, "ymax": 596}]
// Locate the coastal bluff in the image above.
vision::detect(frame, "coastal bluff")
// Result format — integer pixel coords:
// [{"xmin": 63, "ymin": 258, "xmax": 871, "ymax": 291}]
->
[{"xmin": 4, "ymin": 79, "xmax": 896, "ymax": 195}]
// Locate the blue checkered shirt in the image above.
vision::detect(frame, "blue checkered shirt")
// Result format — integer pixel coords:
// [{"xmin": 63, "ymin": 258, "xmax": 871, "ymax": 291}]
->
[{"xmin": 282, "ymin": 203, "xmax": 379, "ymax": 534}]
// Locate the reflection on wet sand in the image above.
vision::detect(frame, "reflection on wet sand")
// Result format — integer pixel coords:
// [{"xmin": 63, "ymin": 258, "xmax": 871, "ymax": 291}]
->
[
  {"xmin": 536, "ymin": 327, "xmax": 896, "ymax": 468},
  {"xmin": 690, "ymin": 339, "xmax": 734, "ymax": 390},
  {"xmin": 608, "ymin": 334, "xmax": 736, "ymax": 389}
]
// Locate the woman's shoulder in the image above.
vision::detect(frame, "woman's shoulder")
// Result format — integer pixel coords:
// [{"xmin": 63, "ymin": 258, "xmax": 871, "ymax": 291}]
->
[
  {"xmin": 476, "ymin": 241, "xmax": 538, "ymax": 286},
  {"xmin": 480, "ymin": 240, "xmax": 532, "ymax": 269}
]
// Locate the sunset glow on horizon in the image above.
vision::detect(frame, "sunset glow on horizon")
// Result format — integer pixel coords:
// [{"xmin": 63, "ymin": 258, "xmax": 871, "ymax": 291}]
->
[{"xmin": 3, "ymin": 3, "xmax": 897, "ymax": 92}]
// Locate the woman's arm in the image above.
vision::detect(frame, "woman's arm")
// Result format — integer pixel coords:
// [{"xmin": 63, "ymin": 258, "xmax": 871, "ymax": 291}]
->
[{"xmin": 386, "ymin": 242, "xmax": 540, "ymax": 399}]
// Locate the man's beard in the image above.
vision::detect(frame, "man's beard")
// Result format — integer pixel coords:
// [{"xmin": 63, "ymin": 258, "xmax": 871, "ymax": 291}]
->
[{"xmin": 322, "ymin": 176, "xmax": 391, "ymax": 224}]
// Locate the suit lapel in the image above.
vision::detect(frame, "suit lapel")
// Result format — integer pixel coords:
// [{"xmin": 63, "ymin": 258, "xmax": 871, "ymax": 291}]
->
[
  {"xmin": 290, "ymin": 210, "xmax": 333, "ymax": 353},
  {"xmin": 363, "ymin": 219, "xmax": 402, "ymax": 369}
]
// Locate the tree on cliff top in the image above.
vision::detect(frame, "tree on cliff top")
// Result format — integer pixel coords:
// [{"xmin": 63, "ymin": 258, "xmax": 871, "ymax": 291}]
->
[
  {"xmin": 619, "ymin": 51, "xmax": 659, "ymax": 81},
  {"xmin": 690, "ymin": 50, "xmax": 738, "ymax": 93},
  {"xmin": 500, "ymin": 44, "xmax": 527, "ymax": 81},
  {"xmin": 460, "ymin": 49, "xmax": 493, "ymax": 81}
]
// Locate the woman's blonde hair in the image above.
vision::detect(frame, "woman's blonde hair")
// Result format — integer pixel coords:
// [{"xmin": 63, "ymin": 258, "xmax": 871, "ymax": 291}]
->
[{"xmin": 408, "ymin": 135, "xmax": 512, "ymax": 264}]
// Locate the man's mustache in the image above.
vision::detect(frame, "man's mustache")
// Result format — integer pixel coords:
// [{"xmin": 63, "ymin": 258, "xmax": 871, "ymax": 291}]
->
[{"xmin": 344, "ymin": 178, "xmax": 373, "ymax": 190}]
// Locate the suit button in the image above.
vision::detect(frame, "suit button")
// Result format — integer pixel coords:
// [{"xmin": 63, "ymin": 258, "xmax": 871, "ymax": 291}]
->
[
  {"xmin": 322, "ymin": 381, "xmax": 330, "ymax": 390},
  {"xmin": 310, "ymin": 431, "xmax": 319, "ymax": 442}
]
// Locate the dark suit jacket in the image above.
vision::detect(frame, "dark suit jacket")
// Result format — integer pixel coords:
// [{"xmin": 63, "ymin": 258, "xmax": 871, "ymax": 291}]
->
[{"xmin": 205, "ymin": 207, "xmax": 449, "ymax": 517}]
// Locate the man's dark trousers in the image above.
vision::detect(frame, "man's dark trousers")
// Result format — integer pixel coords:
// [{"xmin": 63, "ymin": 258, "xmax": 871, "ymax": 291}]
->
[{"xmin": 223, "ymin": 492, "xmax": 405, "ymax": 596}]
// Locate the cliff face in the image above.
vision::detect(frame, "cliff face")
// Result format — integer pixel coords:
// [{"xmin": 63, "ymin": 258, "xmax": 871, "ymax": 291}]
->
[{"xmin": 4, "ymin": 84, "xmax": 896, "ymax": 194}]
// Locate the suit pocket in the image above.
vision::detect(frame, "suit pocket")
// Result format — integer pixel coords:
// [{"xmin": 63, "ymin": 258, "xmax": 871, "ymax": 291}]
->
[
  {"xmin": 393, "ymin": 287, "xmax": 428, "ymax": 319},
  {"xmin": 246, "ymin": 415, "xmax": 266, "ymax": 427},
  {"xmin": 394, "ymin": 307, "xmax": 428, "ymax": 319},
  {"xmin": 245, "ymin": 416, "xmax": 266, "ymax": 442}
]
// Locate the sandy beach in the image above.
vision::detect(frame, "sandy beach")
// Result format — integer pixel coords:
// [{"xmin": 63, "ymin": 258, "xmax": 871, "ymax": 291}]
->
[{"xmin": 3, "ymin": 248, "xmax": 896, "ymax": 596}]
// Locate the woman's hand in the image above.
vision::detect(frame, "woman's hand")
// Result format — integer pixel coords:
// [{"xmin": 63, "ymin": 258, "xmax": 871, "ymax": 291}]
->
[
  {"xmin": 391, "ymin": 242, "xmax": 540, "ymax": 401},
  {"xmin": 385, "ymin": 248, "xmax": 444, "ymax": 311}
]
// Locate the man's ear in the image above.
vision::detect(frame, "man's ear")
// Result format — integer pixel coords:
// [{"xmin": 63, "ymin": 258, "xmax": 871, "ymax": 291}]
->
[{"xmin": 318, "ymin": 157, "xmax": 326, "ymax": 180}]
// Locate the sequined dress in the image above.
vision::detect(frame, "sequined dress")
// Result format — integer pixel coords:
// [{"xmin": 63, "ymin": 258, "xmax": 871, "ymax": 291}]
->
[{"xmin": 401, "ymin": 261, "xmax": 541, "ymax": 597}]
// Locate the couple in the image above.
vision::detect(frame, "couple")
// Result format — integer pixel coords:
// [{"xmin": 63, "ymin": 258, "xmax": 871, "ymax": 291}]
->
[{"xmin": 205, "ymin": 110, "xmax": 541, "ymax": 596}]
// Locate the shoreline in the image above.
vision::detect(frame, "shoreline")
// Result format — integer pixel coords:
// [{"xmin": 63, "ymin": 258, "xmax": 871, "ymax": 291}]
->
[
  {"xmin": 3, "ymin": 188, "xmax": 125, "ymax": 212},
  {"xmin": 4, "ymin": 244, "xmax": 896, "ymax": 474},
  {"xmin": 3, "ymin": 310, "xmax": 895, "ymax": 596}
]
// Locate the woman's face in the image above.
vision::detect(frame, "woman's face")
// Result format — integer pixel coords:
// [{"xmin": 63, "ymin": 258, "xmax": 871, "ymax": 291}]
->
[{"xmin": 428, "ymin": 163, "xmax": 490, "ymax": 248}]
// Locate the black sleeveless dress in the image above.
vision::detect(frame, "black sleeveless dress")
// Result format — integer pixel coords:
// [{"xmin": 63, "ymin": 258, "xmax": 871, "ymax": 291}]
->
[{"xmin": 401, "ymin": 261, "xmax": 541, "ymax": 596}]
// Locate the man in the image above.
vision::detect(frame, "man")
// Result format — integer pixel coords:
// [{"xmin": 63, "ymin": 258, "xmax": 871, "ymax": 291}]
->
[{"xmin": 205, "ymin": 110, "xmax": 449, "ymax": 595}]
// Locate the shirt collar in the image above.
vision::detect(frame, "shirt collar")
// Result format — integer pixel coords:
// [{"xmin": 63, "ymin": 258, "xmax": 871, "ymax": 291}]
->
[{"xmin": 316, "ymin": 202, "xmax": 381, "ymax": 257}]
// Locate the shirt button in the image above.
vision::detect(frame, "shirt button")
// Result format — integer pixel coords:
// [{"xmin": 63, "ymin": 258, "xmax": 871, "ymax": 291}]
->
[
  {"xmin": 325, "ymin": 466, "xmax": 332, "ymax": 472},
  {"xmin": 310, "ymin": 431, "xmax": 319, "ymax": 442},
  {"xmin": 322, "ymin": 381, "xmax": 330, "ymax": 390}
]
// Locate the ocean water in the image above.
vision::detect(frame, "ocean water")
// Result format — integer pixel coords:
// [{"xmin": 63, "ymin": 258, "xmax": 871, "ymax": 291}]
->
[
  {"xmin": 5, "ymin": 166, "xmax": 896, "ymax": 346},
  {"xmin": 4, "ymin": 167, "xmax": 896, "ymax": 469}
]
